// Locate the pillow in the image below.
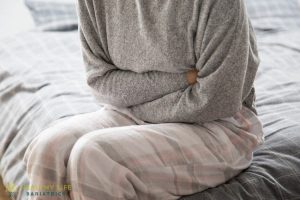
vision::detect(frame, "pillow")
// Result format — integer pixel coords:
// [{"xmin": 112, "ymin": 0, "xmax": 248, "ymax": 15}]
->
[
  {"xmin": 245, "ymin": 0, "xmax": 300, "ymax": 31},
  {"xmin": 25, "ymin": 0, "xmax": 300, "ymax": 32},
  {"xmin": 24, "ymin": 0, "xmax": 78, "ymax": 31}
]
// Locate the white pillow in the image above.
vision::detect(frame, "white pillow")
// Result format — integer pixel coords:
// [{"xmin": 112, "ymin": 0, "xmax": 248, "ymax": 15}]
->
[
  {"xmin": 245, "ymin": 0, "xmax": 300, "ymax": 31},
  {"xmin": 24, "ymin": 0, "xmax": 78, "ymax": 31}
]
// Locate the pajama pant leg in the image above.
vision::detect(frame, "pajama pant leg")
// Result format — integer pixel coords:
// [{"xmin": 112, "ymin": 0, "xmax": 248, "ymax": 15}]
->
[
  {"xmin": 67, "ymin": 106, "xmax": 263, "ymax": 200},
  {"xmin": 23, "ymin": 107, "xmax": 138, "ymax": 200}
]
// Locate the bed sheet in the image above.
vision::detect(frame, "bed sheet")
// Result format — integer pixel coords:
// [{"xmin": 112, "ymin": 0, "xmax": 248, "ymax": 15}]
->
[{"xmin": 0, "ymin": 29, "xmax": 300, "ymax": 199}]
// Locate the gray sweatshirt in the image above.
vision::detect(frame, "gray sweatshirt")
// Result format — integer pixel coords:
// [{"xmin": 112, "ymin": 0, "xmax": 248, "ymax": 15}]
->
[{"xmin": 77, "ymin": 0, "xmax": 260, "ymax": 124}]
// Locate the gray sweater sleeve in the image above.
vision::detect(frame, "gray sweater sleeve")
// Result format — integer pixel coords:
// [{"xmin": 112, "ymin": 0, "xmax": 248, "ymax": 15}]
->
[
  {"xmin": 128, "ymin": 0, "xmax": 260, "ymax": 124},
  {"xmin": 78, "ymin": 0, "xmax": 189, "ymax": 108}
]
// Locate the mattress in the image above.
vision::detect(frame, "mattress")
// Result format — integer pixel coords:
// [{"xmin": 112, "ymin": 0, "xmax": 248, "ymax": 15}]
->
[{"xmin": 0, "ymin": 27, "xmax": 300, "ymax": 200}]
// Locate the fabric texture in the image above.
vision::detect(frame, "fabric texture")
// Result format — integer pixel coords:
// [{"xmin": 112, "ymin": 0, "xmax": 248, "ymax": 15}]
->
[
  {"xmin": 246, "ymin": 0, "xmax": 300, "ymax": 18},
  {"xmin": 245, "ymin": 0, "xmax": 300, "ymax": 31},
  {"xmin": 23, "ymin": 105, "xmax": 264, "ymax": 200},
  {"xmin": 24, "ymin": 0, "xmax": 78, "ymax": 31},
  {"xmin": 77, "ymin": 0, "xmax": 260, "ymax": 124}
]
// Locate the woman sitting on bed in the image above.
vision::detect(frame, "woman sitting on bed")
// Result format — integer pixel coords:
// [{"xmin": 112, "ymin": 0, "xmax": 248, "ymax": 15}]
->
[{"xmin": 24, "ymin": 0, "xmax": 264, "ymax": 199}]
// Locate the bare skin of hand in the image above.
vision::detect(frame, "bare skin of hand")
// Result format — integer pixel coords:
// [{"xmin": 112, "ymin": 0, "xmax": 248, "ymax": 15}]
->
[{"xmin": 186, "ymin": 68, "xmax": 199, "ymax": 85}]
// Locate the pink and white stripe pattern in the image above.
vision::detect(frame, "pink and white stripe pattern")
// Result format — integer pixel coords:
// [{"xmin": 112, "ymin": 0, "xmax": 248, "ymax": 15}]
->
[{"xmin": 23, "ymin": 104, "xmax": 264, "ymax": 200}]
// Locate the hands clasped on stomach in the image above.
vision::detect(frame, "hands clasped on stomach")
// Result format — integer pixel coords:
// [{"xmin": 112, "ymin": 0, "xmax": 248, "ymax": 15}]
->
[{"xmin": 186, "ymin": 68, "xmax": 199, "ymax": 85}]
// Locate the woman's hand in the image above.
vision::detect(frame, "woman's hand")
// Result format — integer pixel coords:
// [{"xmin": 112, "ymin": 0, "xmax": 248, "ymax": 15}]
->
[{"xmin": 186, "ymin": 68, "xmax": 199, "ymax": 85}]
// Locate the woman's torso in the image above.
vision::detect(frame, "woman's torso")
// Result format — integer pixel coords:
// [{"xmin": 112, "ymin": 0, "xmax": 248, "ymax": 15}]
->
[
  {"xmin": 98, "ymin": 0, "xmax": 202, "ymax": 73},
  {"xmin": 95, "ymin": 0, "xmax": 258, "ymax": 115}
]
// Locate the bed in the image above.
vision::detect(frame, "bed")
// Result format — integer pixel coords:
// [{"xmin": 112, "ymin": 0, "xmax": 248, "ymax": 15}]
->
[{"xmin": 1, "ymin": 0, "xmax": 300, "ymax": 199}]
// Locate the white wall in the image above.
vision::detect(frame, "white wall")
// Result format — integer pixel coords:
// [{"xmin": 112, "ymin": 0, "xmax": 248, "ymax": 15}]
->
[{"xmin": 0, "ymin": 0, "xmax": 34, "ymax": 38}]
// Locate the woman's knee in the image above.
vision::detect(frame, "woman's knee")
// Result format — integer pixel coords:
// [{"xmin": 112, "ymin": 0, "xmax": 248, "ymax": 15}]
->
[
  {"xmin": 67, "ymin": 136, "xmax": 100, "ymax": 183},
  {"xmin": 23, "ymin": 111, "xmax": 103, "ymax": 164},
  {"xmin": 23, "ymin": 125, "xmax": 79, "ymax": 167},
  {"xmin": 23, "ymin": 108, "xmax": 133, "ymax": 168},
  {"xmin": 68, "ymin": 135, "xmax": 140, "ymax": 199},
  {"xmin": 68, "ymin": 135, "xmax": 101, "ymax": 167},
  {"xmin": 67, "ymin": 131, "xmax": 119, "ymax": 177}
]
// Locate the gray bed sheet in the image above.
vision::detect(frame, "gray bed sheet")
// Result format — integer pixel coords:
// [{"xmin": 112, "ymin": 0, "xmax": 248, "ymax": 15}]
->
[{"xmin": 0, "ymin": 28, "xmax": 300, "ymax": 199}]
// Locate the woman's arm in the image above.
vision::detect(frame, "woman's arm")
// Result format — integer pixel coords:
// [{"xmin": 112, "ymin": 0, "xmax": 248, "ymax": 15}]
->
[
  {"xmin": 128, "ymin": 0, "xmax": 260, "ymax": 124},
  {"xmin": 78, "ymin": 0, "xmax": 190, "ymax": 108}
]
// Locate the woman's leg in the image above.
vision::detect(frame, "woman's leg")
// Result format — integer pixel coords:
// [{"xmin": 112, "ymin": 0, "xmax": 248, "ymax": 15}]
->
[
  {"xmin": 23, "ymin": 107, "xmax": 138, "ymax": 200},
  {"xmin": 67, "ymin": 106, "xmax": 263, "ymax": 200}
]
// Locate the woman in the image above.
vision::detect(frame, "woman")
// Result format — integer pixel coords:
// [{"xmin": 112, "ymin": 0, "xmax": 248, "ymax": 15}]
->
[{"xmin": 24, "ymin": 0, "xmax": 264, "ymax": 199}]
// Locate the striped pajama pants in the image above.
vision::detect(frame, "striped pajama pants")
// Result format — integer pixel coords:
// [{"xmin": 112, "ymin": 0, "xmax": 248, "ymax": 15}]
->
[{"xmin": 23, "ymin": 105, "xmax": 264, "ymax": 200}]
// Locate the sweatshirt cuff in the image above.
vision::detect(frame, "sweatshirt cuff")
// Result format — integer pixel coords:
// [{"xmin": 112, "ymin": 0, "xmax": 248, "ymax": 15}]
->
[{"xmin": 172, "ymin": 72, "xmax": 190, "ymax": 90}]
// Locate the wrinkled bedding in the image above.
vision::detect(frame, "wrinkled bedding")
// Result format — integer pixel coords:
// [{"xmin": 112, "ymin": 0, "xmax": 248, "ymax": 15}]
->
[{"xmin": 0, "ymin": 28, "xmax": 300, "ymax": 199}]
